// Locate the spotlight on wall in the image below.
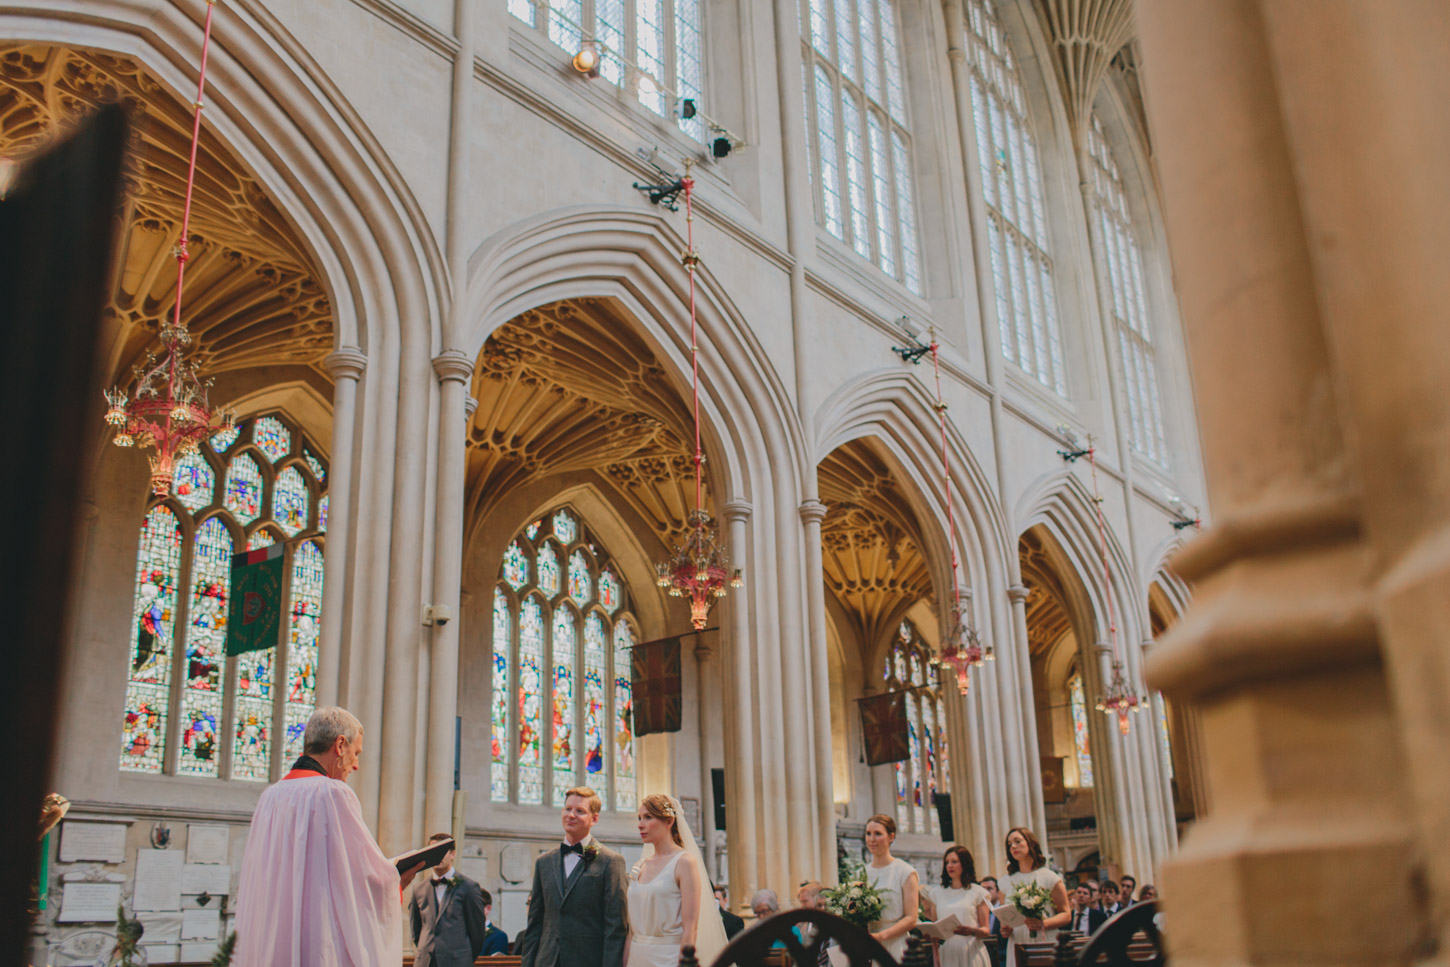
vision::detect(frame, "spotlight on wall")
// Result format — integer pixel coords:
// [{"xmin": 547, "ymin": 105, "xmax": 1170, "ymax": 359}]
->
[
  {"xmin": 1166, "ymin": 493, "xmax": 1201, "ymax": 531},
  {"xmin": 1056, "ymin": 423, "xmax": 1091, "ymax": 462},
  {"xmin": 711, "ymin": 136, "xmax": 733, "ymax": 159},
  {"xmin": 678, "ymin": 97, "xmax": 697, "ymax": 120},
  {"xmin": 891, "ymin": 316, "xmax": 931, "ymax": 364},
  {"xmin": 571, "ymin": 41, "xmax": 601, "ymax": 78}
]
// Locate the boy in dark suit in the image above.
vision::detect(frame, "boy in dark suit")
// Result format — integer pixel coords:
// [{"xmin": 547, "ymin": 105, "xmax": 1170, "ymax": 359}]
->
[
  {"xmin": 409, "ymin": 833, "xmax": 489, "ymax": 967},
  {"xmin": 478, "ymin": 887, "xmax": 510, "ymax": 955}
]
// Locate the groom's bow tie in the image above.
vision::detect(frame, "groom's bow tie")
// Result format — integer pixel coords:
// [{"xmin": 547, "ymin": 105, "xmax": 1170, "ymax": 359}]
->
[{"xmin": 560, "ymin": 842, "xmax": 584, "ymax": 855}]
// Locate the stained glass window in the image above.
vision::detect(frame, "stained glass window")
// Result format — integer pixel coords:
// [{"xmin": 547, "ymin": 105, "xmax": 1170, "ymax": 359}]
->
[
  {"xmin": 537, "ymin": 543, "xmax": 561, "ymax": 597},
  {"xmin": 1156, "ymin": 691, "xmax": 1174, "ymax": 780},
  {"xmin": 495, "ymin": 507, "xmax": 639, "ymax": 810},
  {"xmin": 303, "ymin": 450, "xmax": 326, "ymax": 484},
  {"xmin": 121, "ymin": 506, "xmax": 183, "ymax": 772},
  {"xmin": 1088, "ymin": 114, "xmax": 1167, "ymax": 464},
  {"xmin": 508, "ymin": 0, "xmax": 706, "ymax": 142},
  {"xmin": 118, "ymin": 414, "xmax": 326, "ymax": 782},
  {"xmin": 273, "ymin": 467, "xmax": 309, "ymax": 537},
  {"xmin": 211, "ymin": 425, "xmax": 240, "ymax": 452},
  {"xmin": 503, "ymin": 542, "xmax": 529, "ymax": 590},
  {"xmin": 583, "ymin": 612, "xmax": 609, "ymax": 801},
  {"xmin": 1069, "ymin": 673, "xmax": 1094, "ymax": 787},
  {"xmin": 613, "ymin": 619, "xmax": 636, "ymax": 810},
  {"xmin": 568, "ymin": 551, "xmax": 592, "ymax": 607},
  {"xmin": 178, "ymin": 518, "xmax": 230, "ymax": 777},
  {"xmin": 319, "ymin": 495, "xmax": 328, "ymax": 533},
  {"xmin": 524, "ymin": 520, "xmax": 541, "ymax": 541},
  {"xmin": 966, "ymin": 0, "xmax": 1065, "ymax": 394},
  {"xmin": 517, "ymin": 596, "xmax": 545, "ymax": 804},
  {"xmin": 551, "ymin": 607, "xmax": 577, "ymax": 805},
  {"xmin": 172, "ymin": 452, "xmax": 214, "ymax": 512},
  {"xmin": 884, "ymin": 621, "xmax": 948, "ymax": 834},
  {"xmin": 491, "ymin": 591, "xmax": 512, "ymax": 802},
  {"xmin": 253, "ymin": 416, "xmax": 291, "ymax": 463},
  {"xmin": 284, "ymin": 541, "xmax": 323, "ymax": 761},
  {"xmin": 552, "ymin": 509, "xmax": 578, "ymax": 544},
  {"xmin": 224, "ymin": 455, "xmax": 263, "ymax": 525},
  {"xmin": 802, "ymin": 0, "xmax": 921, "ymax": 291},
  {"xmin": 599, "ymin": 569, "xmax": 622, "ymax": 614}
]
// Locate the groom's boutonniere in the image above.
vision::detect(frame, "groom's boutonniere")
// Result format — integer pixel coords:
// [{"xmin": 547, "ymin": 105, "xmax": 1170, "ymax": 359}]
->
[
  {"xmin": 448, "ymin": 873, "xmax": 463, "ymax": 889},
  {"xmin": 582, "ymin": 842, "xmax": 600, "ymax": 867}
]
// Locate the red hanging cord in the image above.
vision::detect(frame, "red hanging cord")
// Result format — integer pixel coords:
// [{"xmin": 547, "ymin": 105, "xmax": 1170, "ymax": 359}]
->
[
  {"xmin": 682, "ymin": 171, "xmax": 703, "ymax": 513},
  {"xmin": 1086, "ymin": 444, "xmax": 1120, "ymax": 663},
  {"xmin": 928, "ymin": 337, "xmax": 963, "ymax": 625},
  {"xmin": 170, "ymin": 0, "xmax": 218, "ymax": 340}
]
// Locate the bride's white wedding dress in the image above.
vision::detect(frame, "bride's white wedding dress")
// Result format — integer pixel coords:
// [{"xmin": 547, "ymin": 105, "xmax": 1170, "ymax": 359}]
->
[{"xmin": 626, "ymin": 851, "xmax": 686, "ymax": 967}]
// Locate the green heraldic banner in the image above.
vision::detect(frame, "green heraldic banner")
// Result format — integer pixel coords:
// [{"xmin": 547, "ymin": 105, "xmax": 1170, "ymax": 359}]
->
[{"xmin": 226, "ymin": 543, "xmax": 285, "ymax": 656}]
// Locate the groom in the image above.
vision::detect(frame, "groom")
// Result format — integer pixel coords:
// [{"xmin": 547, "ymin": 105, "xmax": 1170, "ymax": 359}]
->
[{"xmin": 518, "ymin": 786, "xmax": 630, "ymax": 967}]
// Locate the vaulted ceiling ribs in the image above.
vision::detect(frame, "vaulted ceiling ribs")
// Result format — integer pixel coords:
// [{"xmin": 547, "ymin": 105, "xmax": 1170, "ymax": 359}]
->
[
  {"xmin": 1019, "ymin": 528, "xmax": 1074, "ymax": 654},
  {"xmin": 818, "ymin": 441, "xmax": 935, "ymax": 651},
  {"xmin": 0, "ymin": 45, "xmax": 332, "ymax": 380},
  {"xmin": 466, "ymin": 299, "xmax": 708, "ymax": 549}
]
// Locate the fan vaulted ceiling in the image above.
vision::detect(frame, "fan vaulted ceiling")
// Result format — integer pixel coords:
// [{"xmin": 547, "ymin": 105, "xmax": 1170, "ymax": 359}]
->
[
  {"xmin": 467, "ymin": 299, "xmax": 708, "ymax": 550},
  {"xmin": 818, "ymin": 440, "xmax": 935, "ymax": 653},
  {"xmin": 0, "ymin": 45, "xmax": 332, "ymax": 381},
  {"xmin": 1020, "ymin": 528, "xmax": 1074, "ymax": 654}
]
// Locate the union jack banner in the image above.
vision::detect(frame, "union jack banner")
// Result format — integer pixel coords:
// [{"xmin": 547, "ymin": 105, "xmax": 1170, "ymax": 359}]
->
[
  {"xmin": 631, "ymin": 634, "xmax": 683, "ymax": 736},
  {"xmin": 859, "ymin": 690, "xmax": 911, "ymax": 766}
]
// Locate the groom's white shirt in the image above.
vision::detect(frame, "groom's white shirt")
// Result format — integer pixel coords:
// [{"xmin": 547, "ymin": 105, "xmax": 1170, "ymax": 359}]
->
[{"xmin": 562, "ymin": 833, "xmax": 595, "ymax": 879}]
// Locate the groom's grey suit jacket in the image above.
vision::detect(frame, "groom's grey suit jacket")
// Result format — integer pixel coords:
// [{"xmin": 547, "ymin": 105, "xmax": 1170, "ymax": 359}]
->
[{"xmin": 518, "ymin": 837, "xmax": 630, "ymax": 967}]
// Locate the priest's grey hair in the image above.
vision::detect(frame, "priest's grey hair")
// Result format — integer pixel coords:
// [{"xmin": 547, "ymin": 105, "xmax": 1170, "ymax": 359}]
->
[{"xmin": 303, "ymin": 706, "xmax": 364, "ymax": 754}]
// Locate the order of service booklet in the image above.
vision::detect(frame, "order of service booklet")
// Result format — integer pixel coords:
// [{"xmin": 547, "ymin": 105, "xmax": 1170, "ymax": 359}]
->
[
  {"xmin": 914, "ymin": 914, "xmax": 962, "ymax": 941},
  {"xmin": 389, "ymin": 838, "xmax": 454, "ymax": 876}
]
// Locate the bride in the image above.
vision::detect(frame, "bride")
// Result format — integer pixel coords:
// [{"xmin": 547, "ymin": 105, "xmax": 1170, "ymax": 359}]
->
[{"xmin": 625, "ymin": 794, "xmax": 728, "ymax": 967}]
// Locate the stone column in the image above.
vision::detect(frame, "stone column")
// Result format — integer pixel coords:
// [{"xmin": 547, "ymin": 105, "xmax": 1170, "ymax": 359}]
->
[
  {"xmin": 1135, "ymin": 2, "xmax": 1419, "ymax": 964},
  {"xmin": 1005, "ymin": 584, "xmax": 1043, "ymax": 834},
  {"xmin": 694, "ymin": 634, "xmax": 719, "ymax": 883},
  {"xmin": 722, "ymin": 500, "xmax": 758, "ymax": 910},
  {"xmin": 1253, "ymin": 6, "xmax": 1450, "ymax": 961},
  {"xmin": 319, "ymin": 347, "xmax": 365, "ymax": 707},
  {"xmin": 799, "ymin": 498, "xmax": 837, "ymax": 880},
  {"xmin": 424, "ymin": 350, "xmax": 473, "ymax": 835}
]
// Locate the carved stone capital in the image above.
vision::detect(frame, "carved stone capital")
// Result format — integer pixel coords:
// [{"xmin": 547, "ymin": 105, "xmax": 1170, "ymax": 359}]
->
[
  {"xmin": 325, "ymin": 347, "xmax": 367, "ymax": 381},
  {"xmin": 464, "ymin": 395, "xmax": 479, "ymax": 419},
  {"xmin": 432, "ymin": 349, "xmax": 474, "ymax": 384},
  {"xmin": 1006, "ymin": 584, "xmax": 1030, "ymax": 604},
  {"xmin": 798, "ymin": 498, "xmax": 828, "ymax": 526},
  {"xmin": 723, "ymin": 500, "xmax": 752, "ymax": 524}
]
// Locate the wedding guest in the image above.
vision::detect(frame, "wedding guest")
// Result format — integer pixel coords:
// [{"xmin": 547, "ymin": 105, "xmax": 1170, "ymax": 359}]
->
[
  {"xmin": 863, "ymin": 814, "xmax": 919, "ymax": 961},
  {"xmin": 1138, "ymin": 885, "xmax": 1157, "ymax": 902},
  {"xmin": 922, "ymin": 846, "xmax": 990, "ymax": 967},
  {"xmin": 409, "ymin": 833, "xmax": 489, "ymax": 967},
  {"xmin": 1119, "ymin": 875, "xmax": 1137, "ymax": 906},
  {"xmin": 980, "ymin": 876, "xmax": 1004, "ymax": 966},
  {"xmin": 1069, "ymin": 885, "xmax": 1105, "ymax": 936},
  {"xmin": 478, "ymin": 887, "xmax": 510, "ymax": 955},
  {"xmin": 1100, "ymin": 880, "xmax": 1124, "ymax": 917},
  {"xmin": 998, "ymin": 828, "xmax": 1069, "ymax": 965},
  {"xmin": 714, "ymin": 885, "xmax": 744, "ymax": 939},
  {"xmin": 797, "ymin": 882, "xmax": 826, "ymax": 910},
  {"xmin": 750, "ymin": 889, "xmax": 780, "ymax": 918}
]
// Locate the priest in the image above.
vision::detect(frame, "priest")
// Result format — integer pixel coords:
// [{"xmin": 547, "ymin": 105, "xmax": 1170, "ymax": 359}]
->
[{"xmin": 234, "ymin": 706, "xmax": 426, "ymax": 966}]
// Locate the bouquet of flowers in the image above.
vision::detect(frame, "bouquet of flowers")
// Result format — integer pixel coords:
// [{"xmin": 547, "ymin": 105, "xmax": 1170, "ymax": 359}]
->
[
  {"xmin": 1008, "ymin": 881, "xmax": 1054, "ymax": 939},
  {"xmin": 821, "ymin": 878, "xmax": 887, "ymax": 930}
]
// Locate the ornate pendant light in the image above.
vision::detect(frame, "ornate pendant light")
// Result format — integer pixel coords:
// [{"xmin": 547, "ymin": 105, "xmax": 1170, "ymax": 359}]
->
[
  {"xmin": 103, "ymin": 0, "xmax": 232, "ymax": 494},
  {"xmin": 654, "ymin": 163, "xmax": 742, "ymax": 629},
  {"xmin": 1084, "ymin": 438, "xmax": 1144, "ymax": 735},
  {"xmin": 927, "ymin": 332, "xmax": 991, "ymax": 695}
]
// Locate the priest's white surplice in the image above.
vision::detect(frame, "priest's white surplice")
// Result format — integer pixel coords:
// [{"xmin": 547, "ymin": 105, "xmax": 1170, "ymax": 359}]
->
[{"xmin": 235, "ymin": 774, "xmax": 402, "ymax": 967}]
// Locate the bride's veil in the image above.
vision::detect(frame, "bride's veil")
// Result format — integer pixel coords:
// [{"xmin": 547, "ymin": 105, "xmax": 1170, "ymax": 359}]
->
[{"xmin": 639, "ymin": 795, "xmax": 729, "ymax": 965}]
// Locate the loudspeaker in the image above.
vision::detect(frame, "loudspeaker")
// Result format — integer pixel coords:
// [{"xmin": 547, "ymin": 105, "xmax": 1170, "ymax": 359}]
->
[
  {"xmin": 712, "ymin": 768, "xmax": 726, "ymax": 830},
  {"xmin": 934, "ymin": 792, "xmax": 955, "ymax": 842}
]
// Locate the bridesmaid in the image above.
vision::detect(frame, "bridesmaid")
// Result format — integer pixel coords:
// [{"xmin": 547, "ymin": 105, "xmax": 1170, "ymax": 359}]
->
[
  {"xmin": 922, "ymin": 845, "xmax": 991, "ymax": 967},
  {"xmin": 998, "ymin": 828, "xmax": 1070, "ymax": 963},
  {"xmin": 863, "ymin": 814, "xmax": 919, "ymax": 960}
]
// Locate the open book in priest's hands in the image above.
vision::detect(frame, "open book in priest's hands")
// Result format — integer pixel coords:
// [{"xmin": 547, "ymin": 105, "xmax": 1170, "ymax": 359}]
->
[
  {"xmin": 389, "ymin": 837, "xmax": 454, "ymax": 876},
  {"xmin": 914, "ymin": 914, "xmax": 962, "ymax": 941}
]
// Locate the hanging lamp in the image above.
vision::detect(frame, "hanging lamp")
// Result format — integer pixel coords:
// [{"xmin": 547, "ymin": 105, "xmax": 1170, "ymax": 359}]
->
[
  {"xmin": 103, "ymin": 0, "xmax": 233, "ymax": 493},
  {"xmin": 1084, "ymin": 438, "xmax": 1144, "ymax": 735},
  {"xmin": 654, "ymin": 162, "xmax": 742, "ymax": 629}
]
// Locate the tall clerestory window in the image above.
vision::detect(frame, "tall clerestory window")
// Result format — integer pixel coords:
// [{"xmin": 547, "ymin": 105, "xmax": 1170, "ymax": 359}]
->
[
  {"xmin": 1068, "ymin": 671, "xmax": 1094, "ymax": 787},
  {"xmin": 883, "ymin": 622, "xmax": 949, "ymax": 835},
  {"xmin": 801, "ymin": 0, "xmax": 923, "ymax": 293},
  {"xmin": 120, "ymin": 415, "xmax": 326, "ymax": 781},
  {"xmin": 492, "ymin": 507, "xmax": 638, "ymax": 811},
  {"xmin": 965, "ymin": 0, "xmax": 1066, "ymax": 394},
  {"xmin": 1088, "ymin": 115, "xmax": 1168, "ymax": 465},
  {"xmin": 509, "ymin": 0, "xmax": 705, "ymax": 142}
]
